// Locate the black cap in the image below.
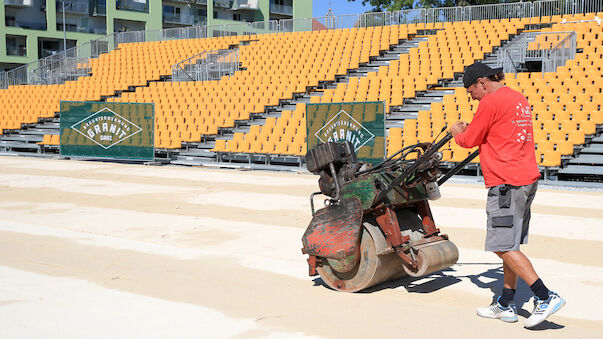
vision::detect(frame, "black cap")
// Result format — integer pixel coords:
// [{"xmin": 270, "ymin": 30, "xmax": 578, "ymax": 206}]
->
[{"xmin": 463, "ymin": 63, "xmax": 503, "ymax": 88}]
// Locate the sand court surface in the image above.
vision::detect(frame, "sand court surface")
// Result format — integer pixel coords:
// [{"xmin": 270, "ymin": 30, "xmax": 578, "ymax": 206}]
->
[{"xmin": 1, "ymin": 156, "xmax": 602, "ymax": 338}]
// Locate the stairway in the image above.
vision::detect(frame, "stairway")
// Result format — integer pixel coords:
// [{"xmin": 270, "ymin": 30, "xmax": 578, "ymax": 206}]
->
[
  {"xmin": 171, "ymin": 31, "xmax": 440, "ymax": 167},
  {"xmin": 557, "ymin": 133, "xmax": 603, "ymax": 181}
]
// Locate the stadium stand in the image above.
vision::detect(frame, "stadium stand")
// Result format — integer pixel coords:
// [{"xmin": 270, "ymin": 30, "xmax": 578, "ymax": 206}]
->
[{"xmin": 0, "ymin": 1, "xmax": 602, "ymax": 181}]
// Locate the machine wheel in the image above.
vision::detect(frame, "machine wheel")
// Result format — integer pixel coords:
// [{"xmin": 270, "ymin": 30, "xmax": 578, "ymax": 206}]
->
[{"xmin": 316, "ymin": 226, "xmax": 407, "ymax": 292}]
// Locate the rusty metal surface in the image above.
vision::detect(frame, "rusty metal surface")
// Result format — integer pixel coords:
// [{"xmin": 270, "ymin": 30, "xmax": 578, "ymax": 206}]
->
[
  {"xmin": 374, "ymin": 206, "xmax": 417, "ymax": 271},
  {"xmin": 302, "ymin": 197, "xmax": 363, "ymax": 260},
  {"xmin": 416, "ymin": 200, "xmax": 439, "ymax": 237},
  {"xmin": 340, "ymin": 174, "xmax": 430, "ymax": 211},
  {"xmin": 403, "ymin": 240, "xmax": 459, "ymax": 277},
  {"xmin": 316, "ymin": 228, "xmax": 407, "ymax": 292}
]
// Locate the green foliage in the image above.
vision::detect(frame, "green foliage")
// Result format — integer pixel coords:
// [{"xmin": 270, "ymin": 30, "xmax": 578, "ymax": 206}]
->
[{"xmin": 348, "ymin": 0, "xmax": 513, "ymax": 12}]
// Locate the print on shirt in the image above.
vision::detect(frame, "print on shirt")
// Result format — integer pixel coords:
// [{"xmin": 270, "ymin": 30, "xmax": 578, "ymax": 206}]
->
[{"xmin": 512, "ymin": 102, "xmax": 533, "ymax": 143}]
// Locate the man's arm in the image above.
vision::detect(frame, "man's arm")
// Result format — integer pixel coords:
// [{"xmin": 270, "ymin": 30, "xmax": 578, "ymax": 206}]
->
[{"xmin": 454, "ymin": 102, "xmax": 493, "ymax": 148}]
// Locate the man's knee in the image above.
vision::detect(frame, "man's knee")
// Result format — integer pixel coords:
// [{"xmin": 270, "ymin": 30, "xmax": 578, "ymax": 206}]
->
[{"xmin": 494, "ymin": 251, "xmax": 508, "ymax": 258}]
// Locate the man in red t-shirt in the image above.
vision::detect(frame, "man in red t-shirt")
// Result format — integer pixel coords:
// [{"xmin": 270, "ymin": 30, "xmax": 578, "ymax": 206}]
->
[{"xmin": 450, "ymin": 63, "xmax": 565, "ymax": 329}]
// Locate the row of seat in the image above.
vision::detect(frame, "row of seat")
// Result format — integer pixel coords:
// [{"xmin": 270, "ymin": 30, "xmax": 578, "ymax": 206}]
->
[
  {"xmin": 110, "ymin": 25, "xmax": 399, "ymax": 148},
  {"xmin": 389, "ymin": 19, "xmax": 602, "ymax": 166}
]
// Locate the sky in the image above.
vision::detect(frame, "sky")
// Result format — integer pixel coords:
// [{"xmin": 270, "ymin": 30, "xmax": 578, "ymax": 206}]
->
[{"xmin": 312, "ymin": 0, "xmax": 373, "ymax": 17}]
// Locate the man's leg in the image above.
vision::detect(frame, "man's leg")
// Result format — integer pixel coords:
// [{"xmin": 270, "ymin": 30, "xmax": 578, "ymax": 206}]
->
[
  {"xmin": 496, "ymin": 250, "xmax": 538, "ymax": 286},
  {"xmin": 499, "ymin": 260, "xmax": 518, "ymax": 308}
]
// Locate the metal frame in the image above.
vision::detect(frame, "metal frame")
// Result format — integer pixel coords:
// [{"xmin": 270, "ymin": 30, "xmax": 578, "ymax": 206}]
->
[
  {"xmin": 171, "ymin": 48, "xmax": 239, "ymax": 82},
  {"xmin": 497, "ymin": 31, "xmax": 577, "ymax": 74}
]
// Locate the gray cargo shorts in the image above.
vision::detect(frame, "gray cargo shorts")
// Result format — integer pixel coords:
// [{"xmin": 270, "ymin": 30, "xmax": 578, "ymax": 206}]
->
[{"xmin": 485, "ymin": 180, "xmax": 538, "ymax": 252}]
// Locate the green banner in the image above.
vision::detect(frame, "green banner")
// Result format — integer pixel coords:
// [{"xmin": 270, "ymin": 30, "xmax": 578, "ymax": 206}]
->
[
  {"xmin": 306, "ymin": 102, "xmax": 385, "ymax": 165},
  {"xmin": 60, "ymin": 101, "xmax": 154, "ymax": 161}
]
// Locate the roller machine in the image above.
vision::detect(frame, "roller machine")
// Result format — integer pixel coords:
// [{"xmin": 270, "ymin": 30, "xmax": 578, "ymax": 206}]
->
[{"xmin": 302, "ymin": 132, "xmax": 476, "ymax": 292}]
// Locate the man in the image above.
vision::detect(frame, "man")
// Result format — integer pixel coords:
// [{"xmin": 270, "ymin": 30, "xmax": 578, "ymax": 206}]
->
[{"xmin": 450, "ymin": 63, "xmax": 565, "ymax": 329}]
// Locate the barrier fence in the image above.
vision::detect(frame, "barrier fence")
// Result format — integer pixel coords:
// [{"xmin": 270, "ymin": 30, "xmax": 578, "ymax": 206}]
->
[{"xmin": 0, "ymin": 0, "xmax": 601, "ymax": 88}]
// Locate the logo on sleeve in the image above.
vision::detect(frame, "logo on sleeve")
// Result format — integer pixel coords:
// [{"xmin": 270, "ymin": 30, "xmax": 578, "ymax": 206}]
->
[{"xmin": 513, "ymin": 102, "xmax": 533, "ymax": 143}]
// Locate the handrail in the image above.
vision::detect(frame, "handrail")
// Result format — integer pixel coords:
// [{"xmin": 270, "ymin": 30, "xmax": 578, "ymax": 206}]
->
[
  {"xmin": 497, "ymin": 30, "xmax": 577, "ymax": 74},
  {"xmin": 1, "ymin": 0, "xmax": 601, "ymax": 89}
]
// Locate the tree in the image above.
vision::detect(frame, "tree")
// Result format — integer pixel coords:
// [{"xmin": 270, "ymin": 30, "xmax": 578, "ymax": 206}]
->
[{"xmin": 348, "ymin": 0, "xmax": 509, "ymax": 12}]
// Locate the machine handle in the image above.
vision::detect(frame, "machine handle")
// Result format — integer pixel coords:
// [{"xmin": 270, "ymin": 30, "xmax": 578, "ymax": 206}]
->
[
  {"xmin": 371, "ymin": 132, "xmax": 453, "ymax": 208},
  {"xmin": 437, "ymin": 150, "xmax": 480, "ymax": 186}
]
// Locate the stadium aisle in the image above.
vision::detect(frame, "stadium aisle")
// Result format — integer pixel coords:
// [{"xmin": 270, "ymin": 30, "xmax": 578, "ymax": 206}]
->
[{"xmin": 0, "ymin": 156, "xmax": 601, "ymax": 338}]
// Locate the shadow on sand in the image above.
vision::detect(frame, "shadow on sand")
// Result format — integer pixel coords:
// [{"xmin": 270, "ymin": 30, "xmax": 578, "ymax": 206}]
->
[{"xmin": 312, "ymin": 262, "xmax": 565, "ymax": 331}]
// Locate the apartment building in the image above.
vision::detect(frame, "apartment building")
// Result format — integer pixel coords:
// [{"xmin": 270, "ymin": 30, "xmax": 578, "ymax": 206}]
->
[{"xmin": 0, "ymin": 0, "xmax": 311, "ymax": 70}]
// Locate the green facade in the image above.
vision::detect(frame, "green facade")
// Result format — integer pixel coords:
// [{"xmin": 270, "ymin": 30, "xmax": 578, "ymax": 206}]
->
[{"xmin": 0, "ymin": 0, "xmax": 312, "ymax": 70}]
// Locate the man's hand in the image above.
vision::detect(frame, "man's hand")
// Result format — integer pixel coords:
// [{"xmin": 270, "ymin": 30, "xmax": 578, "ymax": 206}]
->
[{"xmin": 450, "ymin": 121, "xmax": 468, "ymax": 137}]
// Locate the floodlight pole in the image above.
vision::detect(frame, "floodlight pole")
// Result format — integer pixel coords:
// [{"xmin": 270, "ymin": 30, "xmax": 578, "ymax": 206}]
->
[{"xmin": 62, "ymin": 1, "xmax": 67, "ymax": 52}]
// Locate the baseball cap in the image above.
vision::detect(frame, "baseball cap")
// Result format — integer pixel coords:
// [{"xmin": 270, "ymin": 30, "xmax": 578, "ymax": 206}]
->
[{"xmin": 463, "ymin": 62, "xmax": 503, "ymax": 88}]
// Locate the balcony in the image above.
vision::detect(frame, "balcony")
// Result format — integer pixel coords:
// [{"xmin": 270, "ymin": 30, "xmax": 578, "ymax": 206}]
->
[
  {"xmin": 4, "ymin": 0, "xmax": 33, "ymax": 7},
  {"xmin": 5, "ymin": 18, "xmax": 47, "ymax": 30},
  {"xmin": 169, "ymin": 0, "xmax": 207, "ymax": 4},
  {"xmin": 56, "ymin": 1, "xmax": 89, "ymax": 15},
  {"xmin": 57, "ymin": 21, "xmax": 106, "ymax": 34},
  {"xmin": 214, "ymin": 0, "xmax": 231, "ymax": 9},
  {"xmin": 164, "ymin": 12, "xmax": 206, "ymax": 25},
  {"xmin": 233, "ymin": 0, "xmax": 259, "ymax": 10},
  {"xmin": 269, "ymin": 2, "xmax": 292, "ymax": 16},
  {"xmin": 93, "ymin": 4, "xmax": 106, "ymax": 16},
  {"xmin": 116, "ymin": 0, "xmax": 148, "ymax": 13}
]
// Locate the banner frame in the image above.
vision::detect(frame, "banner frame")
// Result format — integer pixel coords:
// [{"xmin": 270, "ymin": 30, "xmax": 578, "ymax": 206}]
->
[
  {"xmin": 59, "ymin": 100, "xmax": 155, "ymax": 162},
  {"xmin": 306, "ymin": 101, "xmax": 386, "ymax": 164}
]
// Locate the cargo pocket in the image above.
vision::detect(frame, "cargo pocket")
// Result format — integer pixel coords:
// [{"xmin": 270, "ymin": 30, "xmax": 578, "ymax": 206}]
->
[
  {"xmin": 488, "ymin": 215, "xmax": 515, "ymax": 250},
  {"xmin": 492, "ymin": 215, "xmax": 513, "ymax": 228}
]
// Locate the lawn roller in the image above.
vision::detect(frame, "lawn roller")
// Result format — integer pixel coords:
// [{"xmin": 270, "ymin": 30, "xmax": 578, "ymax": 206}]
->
[{"xmin": 302, "ymin": 131, "xmax": 478, "ymax": 292}]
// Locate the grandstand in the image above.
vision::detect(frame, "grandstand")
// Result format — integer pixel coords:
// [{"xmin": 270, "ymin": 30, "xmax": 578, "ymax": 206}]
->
[{"xmin": 0, "ymin": 0, "xmax": 602, "ymax": 182}]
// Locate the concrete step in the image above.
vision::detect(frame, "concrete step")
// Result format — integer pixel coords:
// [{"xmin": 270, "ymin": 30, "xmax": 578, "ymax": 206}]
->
[
  {"xmin": 388, "ymin": 112, "xmax": 418, "ymax": 120},
  {"xmin": 177, "ymin": 149, "xmax": 216, "ymax": 158},
  {"xmin": 410, "ymin": 97, "xmax": 443, "ymax": 104},
  {"xmin": 580, "ymin": 144, "xmax": 603, "ymax": 154},
  {"xmin": 0, "ymin": 135, "xmax": 43, "ymax": 142},
  {"xmin": 0, "ymin": 140, "xmax": 40, "ymax": 149},
  {"xmin": 569, "ymin": 154, "xmax": 603, "ymax": 165},
  {"xmin": 18, "ymin": 129, "xmax": 55, "ymax": 136},
  {"xmin": 396, "ymin": 104, "xmax": 432, "ymax": 112},
  {"xmin": 557, "ymin": 164, "xmax": 603, "ymax": 175}
]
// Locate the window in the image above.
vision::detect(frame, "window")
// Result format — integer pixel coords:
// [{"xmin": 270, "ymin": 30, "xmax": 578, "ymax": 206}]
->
[
  {"xmin": 233, "ymin": 13, "xmax": 241, "ymax": 21},
  {"xmin": 6, "ymin": 35, "xmax": 27, "ymax": 56}
]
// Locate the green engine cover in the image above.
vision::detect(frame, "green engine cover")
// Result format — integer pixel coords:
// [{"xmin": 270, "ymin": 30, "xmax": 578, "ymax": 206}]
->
[{"xmin": 340, "ymin": 172, "xmax": 429, "ymax": 210}]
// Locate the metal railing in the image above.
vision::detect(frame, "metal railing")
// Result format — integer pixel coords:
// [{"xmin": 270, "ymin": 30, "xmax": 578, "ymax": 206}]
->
[
  {"xmin": 543, "ymin": 32, "xmax": 577, "ymax": 72},
  {"xmin": 116, "ymin": 0, "xmax": 148, "ymax": 12},
  {"xmin": 163, "ymin": 13, "xmax": 206, "ymax": 25},
  {"xmin": 270, "ymin": 3, "xmax": 293, "ymax": 15},
  {"xmin": 172, "ymin": 48, "xmax": 239, "ymax": 82},
  {"xmin": 235, "ymin": 0, "xmax": 259, "ymax": 10},
  {"xmin": 56, "ymin": 1, "xmax": 89, "ymax": 14},
  {"xmin": 497, "ymin": 31, "xmax": 577, "ymax": 73},
  {"xmin": 1, "ymin": 0, "xmax": 601, "ymax": 89},
  {"xmin": 93, "ymin": 4, "xmax": 106, "ymax": 15},
  {"xmin": 5, "ymin": 0, "xmax": 33, "ymax": 6},
  {"xmin": 214, "ymin": 0, "xmax": 232, "ymax": 8}
]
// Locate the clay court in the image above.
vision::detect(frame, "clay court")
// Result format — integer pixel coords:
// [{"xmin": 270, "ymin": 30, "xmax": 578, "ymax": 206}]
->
[{"xmin": 0, "ymin": 155, "xmax": 601, "ymax": 338}]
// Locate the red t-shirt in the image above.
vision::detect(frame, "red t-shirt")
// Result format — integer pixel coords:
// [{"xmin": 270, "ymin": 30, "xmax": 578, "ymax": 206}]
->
[{"xmin": 454, "ymin": 86, "xmax": 541, "ymax": 188}]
